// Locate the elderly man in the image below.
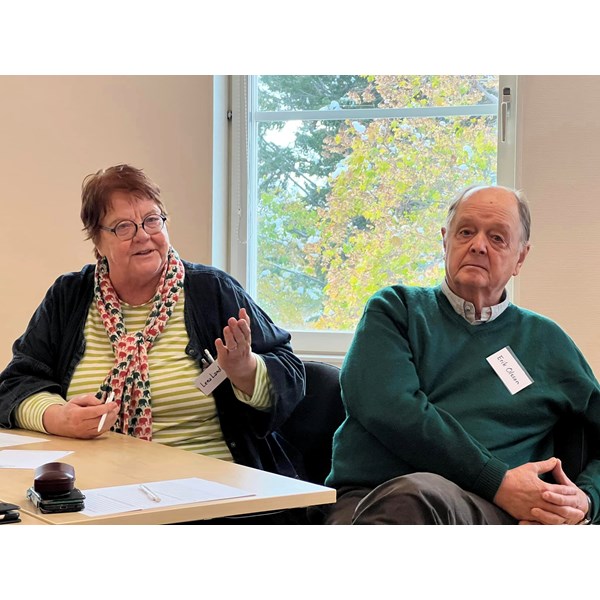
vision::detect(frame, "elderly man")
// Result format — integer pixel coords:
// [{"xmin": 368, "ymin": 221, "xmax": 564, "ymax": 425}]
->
[{"xmin": 324, "ymin": 184, "xmax": 600, "ymax": 525}]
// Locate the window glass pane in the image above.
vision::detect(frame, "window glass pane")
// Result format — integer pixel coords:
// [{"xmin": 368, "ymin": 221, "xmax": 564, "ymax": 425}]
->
[
  {"xmin": 253, "ymin": 75, "xmax": 499, "ymax": 332},
  {"xmin": 257, "ymin": 75, "xmax": 374, "ymax": 112},
  {"xmin": 257, "ymin": 75, "xmax": 498, "ymax": 112}
]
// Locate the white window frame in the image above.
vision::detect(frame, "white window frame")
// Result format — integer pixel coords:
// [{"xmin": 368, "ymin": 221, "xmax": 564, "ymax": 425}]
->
[{"xmin": 223, "ymin": 75, "xmax": 518, "ymax": 365}]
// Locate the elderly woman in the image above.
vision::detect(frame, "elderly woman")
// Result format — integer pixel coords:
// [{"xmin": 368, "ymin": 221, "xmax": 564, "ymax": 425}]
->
[{"xmin": 0, "ymin": 164, "xmax": 305, "ymax": 479}]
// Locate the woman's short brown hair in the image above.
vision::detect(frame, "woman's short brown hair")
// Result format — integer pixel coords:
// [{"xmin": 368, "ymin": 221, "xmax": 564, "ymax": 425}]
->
[{"xmin": 81, "ymin": 164, "xmax": 167, "ymax": 258}]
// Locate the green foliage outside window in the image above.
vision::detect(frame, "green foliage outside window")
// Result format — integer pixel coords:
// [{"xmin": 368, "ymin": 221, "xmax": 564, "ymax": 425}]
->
[{"xmin": 254, "ymin": 75, "xmax": 498, "ymax": 331}]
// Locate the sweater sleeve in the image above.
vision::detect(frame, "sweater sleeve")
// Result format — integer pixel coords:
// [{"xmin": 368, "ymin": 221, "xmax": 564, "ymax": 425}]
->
[
  {"xmin": 0, "ymin": 267, "xmax": 94, "ymax": 429},
  {"xmin": 186, "ymin": 265, "xmax": 305, "ymax": 437},
  {"xmin": 15, "ymin": 392, "xmax": 67, "ymax": 432},
  {"xmin": 0, "ymin": 283, "xmax": 64, "ymax": 427},
  {"xmin": 232, "ymin": 354, "xmax": 272, "ymax": 411},
  {"xmin": 569, "ymin": 365, "xmax": 600, "ymax": 524},
  {"xmin": 341, "ymin": 289, "xmax": 508, "ymax": 501}
]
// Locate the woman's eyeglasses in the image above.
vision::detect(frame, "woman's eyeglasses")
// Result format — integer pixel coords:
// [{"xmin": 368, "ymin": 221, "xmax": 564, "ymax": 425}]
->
[{"xmin": 100, "ymin": 214, "xmax": 167, "ymax": 241}]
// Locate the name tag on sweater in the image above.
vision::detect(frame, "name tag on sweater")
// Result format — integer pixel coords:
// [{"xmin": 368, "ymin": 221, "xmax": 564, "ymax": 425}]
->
[
  {"xmin": 486, "ymin": 346, "xmax": 534, "ymax": 395},
  {"xmin": 195, "ymin": 361, "xmax": 228, "ymax": 395}
]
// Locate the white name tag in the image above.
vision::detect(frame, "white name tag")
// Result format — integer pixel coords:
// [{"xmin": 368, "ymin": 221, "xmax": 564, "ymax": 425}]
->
[
  {"xmin": 486, "ymin": 346, "xmax": 534, "ymax": 395},
  {"xmin": 194, "ymin": 361, "xmax": 228, "ymax": 395}
]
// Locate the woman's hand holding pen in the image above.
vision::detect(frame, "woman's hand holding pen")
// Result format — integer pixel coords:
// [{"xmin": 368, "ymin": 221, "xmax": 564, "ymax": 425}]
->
[
  {"xmin": 215, "ymin": 308, "xmax": 257, "ymax": 396},
  {"xmin": 42, "ymin": 393, "xmax": 119, "ymax": 439}
]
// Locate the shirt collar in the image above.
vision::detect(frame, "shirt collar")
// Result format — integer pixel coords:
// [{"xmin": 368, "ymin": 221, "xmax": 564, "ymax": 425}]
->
[{"xmin": 441, "ymin": 280, "xmax": 510, "ymax": 325}]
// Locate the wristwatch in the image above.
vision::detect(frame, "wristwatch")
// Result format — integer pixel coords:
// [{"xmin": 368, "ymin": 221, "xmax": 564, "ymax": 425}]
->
[{"xmin": 578, "ymin": 493, "xmax": 593, "ymax": 525}]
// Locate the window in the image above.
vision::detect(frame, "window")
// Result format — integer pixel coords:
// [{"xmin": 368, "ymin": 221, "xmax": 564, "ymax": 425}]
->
[{"xmin": 228, "ymin": 76, "xmax": 517, "ymax": 363}]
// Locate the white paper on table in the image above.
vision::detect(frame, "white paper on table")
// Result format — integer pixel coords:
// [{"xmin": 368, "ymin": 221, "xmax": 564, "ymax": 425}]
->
[
  {"xmin": 81, "ymin": 477, "xmax": 255, "ymax": 516},
  {"xmin": 0, "ymin": 432, "xmax": 49, "ymax": 448},
  {"xmin": 0, "ymin": 450, "xmax": 73, "ymax": 469}
]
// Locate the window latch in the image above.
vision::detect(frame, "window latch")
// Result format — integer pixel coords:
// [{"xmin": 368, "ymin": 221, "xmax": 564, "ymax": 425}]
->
[{"xmin": 500, "ymin": 87, "xmax": 511, "ymax": 143}]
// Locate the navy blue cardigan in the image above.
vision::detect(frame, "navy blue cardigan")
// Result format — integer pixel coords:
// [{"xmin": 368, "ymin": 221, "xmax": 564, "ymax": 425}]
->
[{"xmin": 0, "ymin": 261, "xmax": 306, "ymax": 478}]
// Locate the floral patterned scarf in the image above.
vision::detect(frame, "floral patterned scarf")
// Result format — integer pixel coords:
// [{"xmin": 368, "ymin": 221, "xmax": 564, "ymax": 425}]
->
[{"xmin": 94, "ymin": 246, "xmax": 185, "ymax": 441}]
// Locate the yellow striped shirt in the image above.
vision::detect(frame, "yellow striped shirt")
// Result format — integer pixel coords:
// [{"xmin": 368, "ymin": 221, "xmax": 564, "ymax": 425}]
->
[{"xmin": 15, "ymin": 289, "xmax": 272, "ymax": 461}]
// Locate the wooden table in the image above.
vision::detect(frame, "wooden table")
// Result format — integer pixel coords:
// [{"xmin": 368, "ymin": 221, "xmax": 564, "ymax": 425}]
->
[
  {"xmin": 0, "ymin": 429, "xmax": 335, "ymax": 524},
  {"xmin": 1, "ymin": 511, "xmax": 43, "ymax": 525}
]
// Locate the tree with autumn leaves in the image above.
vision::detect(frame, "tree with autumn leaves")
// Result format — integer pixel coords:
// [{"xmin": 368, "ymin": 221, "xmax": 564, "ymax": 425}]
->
[{"xmin": 255, "ymin": 75, "xmax": 498, "ymax": 331}]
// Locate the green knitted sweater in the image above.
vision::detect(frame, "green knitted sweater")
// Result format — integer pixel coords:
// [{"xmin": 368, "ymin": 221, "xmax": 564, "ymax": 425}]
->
[{"xmin": 326, "ymin": 285, "xmax": 600, "ymax": 521}]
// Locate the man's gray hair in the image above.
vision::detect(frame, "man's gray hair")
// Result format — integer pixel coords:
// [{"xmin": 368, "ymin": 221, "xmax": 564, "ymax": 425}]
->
[{"xmin": 445, "ymin": 184, "xmax": 531, "ymax": 245}]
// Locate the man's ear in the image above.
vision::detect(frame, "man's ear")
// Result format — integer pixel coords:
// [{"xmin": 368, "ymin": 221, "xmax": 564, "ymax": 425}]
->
[
  {"xmin": 513, "ymin": 243, "xmax": 531, "ymax": 276},
  {"xmin": 441, "ymin": 227, "xmax": 447, "ymax": 252}
]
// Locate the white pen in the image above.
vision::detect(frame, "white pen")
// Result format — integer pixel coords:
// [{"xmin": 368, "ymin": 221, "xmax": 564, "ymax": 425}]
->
[
  {"xmin": 97, "ymin": 391, "xmax": 114, "ymax": 432},
  {"xmin": 139, "ymin": 484, "xmax": 161, "ymax": 502},
  {"xmin": 204, "ymin": 349, "xmax": 215, "ymax": 363}
]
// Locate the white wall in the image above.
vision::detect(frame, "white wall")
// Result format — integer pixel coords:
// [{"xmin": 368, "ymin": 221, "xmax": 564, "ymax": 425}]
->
[
  {"xmin": 0, "ymin": 76, "xmax": 214, "ymax": 367},
  {"xmin": 515, "ymin": 76, "xmax": 600, "ymax": 373}
]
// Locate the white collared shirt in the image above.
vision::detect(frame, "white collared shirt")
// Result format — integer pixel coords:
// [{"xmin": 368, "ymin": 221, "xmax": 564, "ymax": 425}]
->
[{"xmin": 441, "ymin": 280, "xmax": 510, "ymax": 325}]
